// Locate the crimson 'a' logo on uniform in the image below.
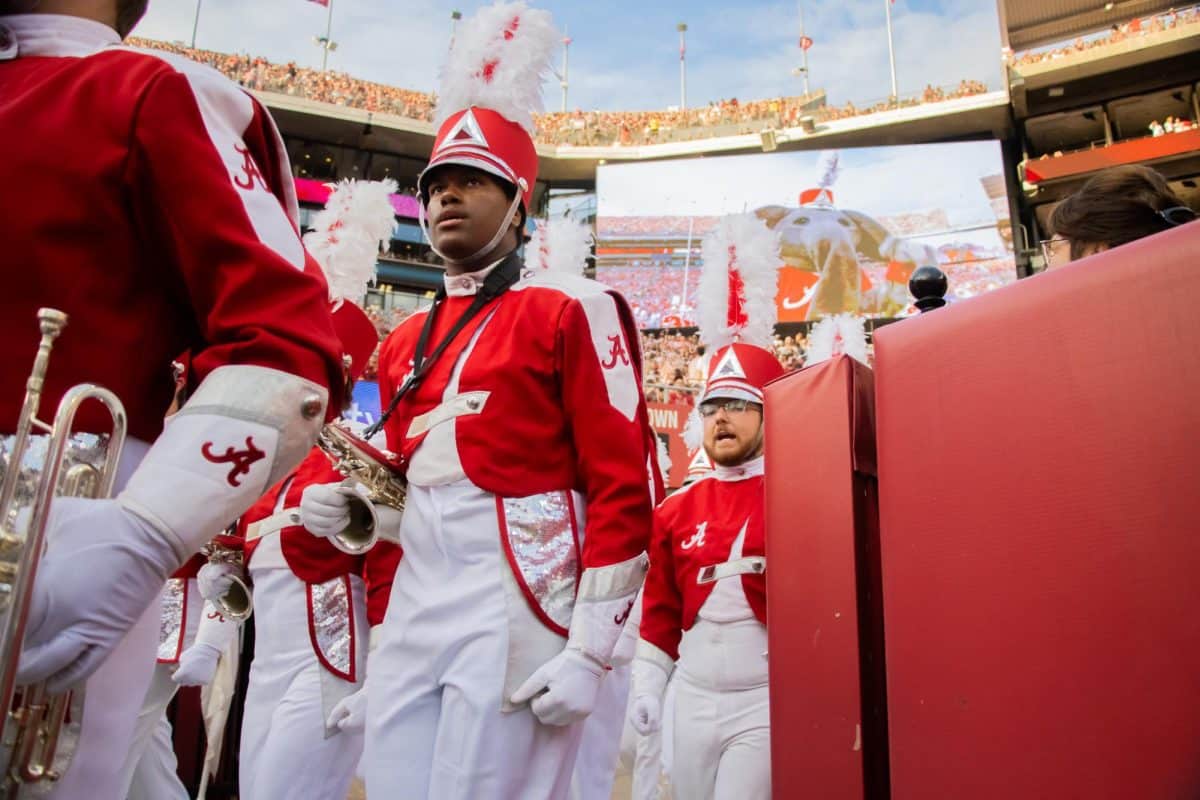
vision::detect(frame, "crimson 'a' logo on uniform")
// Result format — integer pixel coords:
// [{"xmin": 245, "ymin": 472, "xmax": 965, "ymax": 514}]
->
[
  {"xmin": 232, "ymin": 144, "xmax": 268, "ymax": 191},
  {"xmin": 201, "ymin": 436, "xmax": 266, "ymax": 487},
  {"xmin": 681, "ymin": 521, "xmax": 707, "ymax": 550},
  {"xmin": 613, "ymin": 598, "xmax": 635, "ymax": 626},
  {"xmin": 600, "ymin": 334, "xmax": 630, "ymax": 370}
]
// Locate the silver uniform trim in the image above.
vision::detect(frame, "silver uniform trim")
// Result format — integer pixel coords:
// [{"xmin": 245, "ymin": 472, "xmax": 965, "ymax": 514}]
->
[
  {"xmin": 157, "ymin": 577, "xmax": 187, "ymax": 662},
  {"xmin": 310, "ymin": 575, "xmax": 354, "ymax": 679},
  {"xmin": 502, "ymin": 491, "xmax": 579, "ymax": 632}
]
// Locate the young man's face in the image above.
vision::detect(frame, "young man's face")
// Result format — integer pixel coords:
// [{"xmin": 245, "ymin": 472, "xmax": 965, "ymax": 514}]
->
[
  {"xmin": 424, "ymin": 165, "xmax": 520, "ymax": 264},
  {"xmin": 700, "ymin": 398, "xmax": 765, "ymax": 467}
]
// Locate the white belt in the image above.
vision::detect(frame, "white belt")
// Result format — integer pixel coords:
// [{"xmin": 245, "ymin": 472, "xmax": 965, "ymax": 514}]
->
[
  {"xmin": 407, "ymin": 391, "xmax": 490, "ymax": 439},
  {"xmin": 245, "ymin": 508, "xmax": 301, "ymax": 542},
  {"xmin": 696, "ymin": 556, "xmax": 766, "ymax": 585}
]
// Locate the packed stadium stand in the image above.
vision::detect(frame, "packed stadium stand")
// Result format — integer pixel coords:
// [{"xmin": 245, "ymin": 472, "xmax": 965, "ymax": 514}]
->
[{"xmin": 128, "ymin": 0, "xmax": 1199, "ymax": 387}]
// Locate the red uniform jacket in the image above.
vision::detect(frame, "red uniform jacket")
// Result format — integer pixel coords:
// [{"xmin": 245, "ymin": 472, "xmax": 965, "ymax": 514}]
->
[
  {"xmin": 377, "ymin": 264, "xmax": 657, "ymax": 575},
  {"xmin": 640, "ymin": 464, "xmax": 767, "ymax": 661},
  {"xmin": 0, "ymin": 16, "xmax": 342, "ymax": 440}
]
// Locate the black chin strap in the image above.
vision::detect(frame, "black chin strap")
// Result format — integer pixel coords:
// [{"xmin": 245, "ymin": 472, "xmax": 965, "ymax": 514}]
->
[{"xmin": 363, "ymin": 251, "xmax": 524, "ymax": 441}]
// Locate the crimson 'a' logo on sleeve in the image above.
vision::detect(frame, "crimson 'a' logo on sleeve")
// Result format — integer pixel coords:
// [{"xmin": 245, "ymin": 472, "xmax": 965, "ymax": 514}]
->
[
  {"xmin": 201, "ymin": 436, "xmax": 266, "ymax": 488},
  {"xmin": 232, "ymin": 143, "xmax": 268, "ymax": 192},
  {"xmin": 600, "ymin": 334, "xmax": 631, "ymax": 370}
]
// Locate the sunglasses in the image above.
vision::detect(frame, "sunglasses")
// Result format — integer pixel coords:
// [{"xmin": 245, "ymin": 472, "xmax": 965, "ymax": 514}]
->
[{"xmin": 698, "ymin": 398, "xmax": 762, "ymax": 418}]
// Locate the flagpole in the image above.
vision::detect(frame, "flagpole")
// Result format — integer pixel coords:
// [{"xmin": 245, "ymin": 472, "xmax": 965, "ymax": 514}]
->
[
  {"xmin": 322, "ymin": 0, "xmax": 334, "ymax": 72},
  {"xmin": 884, "ymin": 0, "xmax": 898, "ymax": 102},
  {"xmin": 798, "ymin": 0, "xmax": 810, "ymax": 96},
  {"xmin": 677, "ymin": 22, "xmax": 688, "ymax": 111},
  {"xmin": 190, "ymin": 0, "xmax": 202, "ymax": 48}
]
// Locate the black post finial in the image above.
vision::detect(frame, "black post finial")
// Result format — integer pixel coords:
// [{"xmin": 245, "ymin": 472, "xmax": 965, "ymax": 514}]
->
[{"xmin": 909, "ymin": 265, "xmax": 948, "ymax": 313}]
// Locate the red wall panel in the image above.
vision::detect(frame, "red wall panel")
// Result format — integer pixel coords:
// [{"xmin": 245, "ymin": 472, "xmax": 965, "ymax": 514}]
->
[{"xmin": 874, "ymin": 222, "xmax": 1200, "ymax": 798}]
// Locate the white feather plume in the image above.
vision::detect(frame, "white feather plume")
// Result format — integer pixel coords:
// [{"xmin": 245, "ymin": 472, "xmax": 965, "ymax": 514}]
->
[
  {"xmin": 304, "ymin": 179, "xmax": 397, "ymax": 302},
  {"xmin": 697, "ymin": 213, "xmax": 781, "ymax": 351},
  {"xmin": 434, "ymin": 1, "xmax": 559, "ymax": 133},
  {"xmin": 816, "ymin": 150, "xmax": 840, "ymax": 188},
  {"xmin": 655, "ymin": 437, "xmax": 672, "ymax": 484},
  {"xmin": 682, "ymin": 406, "xmax": 704, "ymax": 451},
  {"xmin": 527, "ymin": 217, "xmax": 592, "ymax": 275},
  {"xmin": 804, "ymin": 313, "xmax": 869, "ymax": 366}
]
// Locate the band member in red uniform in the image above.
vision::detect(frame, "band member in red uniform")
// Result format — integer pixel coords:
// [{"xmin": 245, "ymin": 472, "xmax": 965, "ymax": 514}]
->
[
  {"xmin": 298, "ymin": 5, "xmax": 659, "ymax": 797},
  {"xmin": 630, "ymin": 214, "xmax": 785, "ymax": 800},
  {"xmin": 0, "ymin": 3, "xmax": 342, "ymax": 797},
  {"xmin": 196, "ymin": 179, "xmax": 398, "ymax": 800}
]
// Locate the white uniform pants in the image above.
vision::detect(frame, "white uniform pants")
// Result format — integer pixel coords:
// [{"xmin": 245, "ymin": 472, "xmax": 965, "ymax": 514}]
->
[
  {"xmin": 365, "ymin": 480, "xmax": 586, "ymax": 800},
  {"xmin": 670, "ymin": 617, "xmax": 771, "ymax": 800},
  {"xmin": 617, "ymin": 677, "xmax": 673, "ymax": 800},
  {"xmin": 47, "ymin": 438, "xmax": 157, "ymax": 800},
  {"xmin": 118, "ymin": 663, "xmax": 188, "ymax": 800},
  {"xmin": 239, "ymin": 554, "xmax": 366, "ymax": 800},
  {"xmin": 570, "ymin": 661, "xmax": 631, "ymax": 800}
]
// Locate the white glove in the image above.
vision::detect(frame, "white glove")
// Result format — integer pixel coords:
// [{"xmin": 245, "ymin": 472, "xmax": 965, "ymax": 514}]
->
[
  {"xmin": 18, "ymin": 497, "xmax": 178, "ymax": 693},
  {"xmin": 172, "ymin": 601, "xmax": 239, "ymax": 686},
  {"xmin": 326, "ymin": 685, "xmax": 367, "ymax": 734},
  {"xmin": 881, "ymin": 236, "xmax": 936, "ymax": 267},
  {"xmin": 299, "ymin": 481, "xmax": 352, "ymax": 539},
  {"xmin": 510, "ymin": 648, "xmax": 606, "ymax": 727},
  {"xmin": 629, "ymin": 657, "xmax": 672, "ymax": 735},
  {"xmin": 171, "ymin": 642, "xmax": 220, "ymax": 686},
  {"xmin": 196, "ymin": 561, "xmax": 237, "ymax": 604}
]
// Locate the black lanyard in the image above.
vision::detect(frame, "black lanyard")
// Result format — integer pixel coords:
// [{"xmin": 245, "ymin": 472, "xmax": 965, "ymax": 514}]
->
[{"xmin": 363, "ymin": 251, "xmax": 523, "ymax": 441}]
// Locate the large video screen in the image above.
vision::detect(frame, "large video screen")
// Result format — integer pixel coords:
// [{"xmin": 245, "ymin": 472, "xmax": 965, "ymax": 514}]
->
[{"xmin": 595, "ymin": 142, "xmax": 1015, "ymax": 328}]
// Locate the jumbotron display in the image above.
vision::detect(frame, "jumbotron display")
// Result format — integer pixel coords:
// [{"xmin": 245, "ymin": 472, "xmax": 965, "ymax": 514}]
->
[{"xmin": 595, "ymin": 142, "xmax": 1015, "ymax": 327}]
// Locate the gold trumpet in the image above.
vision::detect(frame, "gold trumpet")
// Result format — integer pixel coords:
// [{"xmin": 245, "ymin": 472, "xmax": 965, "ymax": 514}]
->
[
  {"xmin": 201, "ymin": 540, "xmax": 253, "ymax": 622},
  {"xmin": 315, "ymin": 421, "xmax": 406, "ymax": 554},
  {"xmin": 0, "ymin": 309, "xmax": 127, "ymax": 796}
]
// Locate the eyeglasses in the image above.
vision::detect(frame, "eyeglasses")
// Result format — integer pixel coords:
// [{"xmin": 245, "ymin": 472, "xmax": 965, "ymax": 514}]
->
[
  {"xmin": 1039, "ymin": 236, "xmax": 1070, "ymax": 269},
  {"xmin": 698, "ymin": 398, "xmax": 762, "ymax": 417},
  {"xmin": 1158, "ymin": 206, "xmax": 1197, "ymax": 226}
]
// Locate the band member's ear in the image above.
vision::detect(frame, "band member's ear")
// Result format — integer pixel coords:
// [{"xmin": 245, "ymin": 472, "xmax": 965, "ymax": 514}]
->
[
  {"xmin": 753, "ymin": 205, "xmax": 790, "ymax": 229},
  {"xmin": 841, "ymin": 208, "xmax": 890, "ymax": 261}
]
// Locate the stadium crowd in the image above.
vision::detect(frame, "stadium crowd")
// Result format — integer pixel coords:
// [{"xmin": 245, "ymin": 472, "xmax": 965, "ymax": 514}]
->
[
  {"xmin": 129, "ymin": 37, "xmax": 989, "ymax": 147},
  {"xmin": 1010, "ymin": 5, "xmax": 1200, "ymax": 67}
]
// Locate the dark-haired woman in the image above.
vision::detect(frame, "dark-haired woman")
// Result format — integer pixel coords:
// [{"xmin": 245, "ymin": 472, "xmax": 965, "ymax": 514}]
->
[{"xmin": 1042, "ymin": 165, "xmax": 1196, "ymax": 269}]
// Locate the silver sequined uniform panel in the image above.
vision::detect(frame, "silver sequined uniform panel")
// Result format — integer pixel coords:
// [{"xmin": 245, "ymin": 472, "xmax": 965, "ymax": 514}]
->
[
  {"xmin": 502, "ymin": 491, "xmax": 580, "ymax": 631},
  {"xmin": 311, "ymin": 576, "xmax": 353, "ymax": 678},
  {"xmin": 158, "ymin": 577, "xmax": 186, "ymax": 661}
]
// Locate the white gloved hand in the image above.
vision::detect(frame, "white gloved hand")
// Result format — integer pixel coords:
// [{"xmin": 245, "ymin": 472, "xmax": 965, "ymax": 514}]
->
[
  {"xmin": 196, "ymin": 561, "xmax": 237, "ymax": 604},
  {"xmin": 326, "ymin": 685, "xmax": 368, "ymax": 734},
  {"xmin": 171, "ymin": 642, "xmax": 221, "ymax": 686},
  {"xmin": 18, "ymin": 497, "xmax": 179, "ymax": 693},
  {"xmin": 299, "ymin": 481, "xmax": 353, "ymax": 539},
  {"xmin": 510, "ymin": 648, "xmax": 606, "ymax": 727},
  {"xmin": 629, "ymin": 657, "xmax": 672, "ymax": 735},
  {"xmin": 171, "ymin": 600, "xmax": 239, "ymax": 687}
]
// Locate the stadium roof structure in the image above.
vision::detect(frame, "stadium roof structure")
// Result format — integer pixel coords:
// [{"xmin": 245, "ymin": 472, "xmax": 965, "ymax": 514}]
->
[
  {"xmin": 262, "ymin": 89, "xmax": 1013, "ymax": 186},
  {"xmin": 1001, "ymin": 0, "xmax": 1181, "ymax": 50}
]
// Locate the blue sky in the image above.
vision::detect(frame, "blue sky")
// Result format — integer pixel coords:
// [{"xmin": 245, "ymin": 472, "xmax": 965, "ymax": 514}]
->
[{"xmin": 136, "ymin": 0, "xmax": 1004, "ymax": 112}]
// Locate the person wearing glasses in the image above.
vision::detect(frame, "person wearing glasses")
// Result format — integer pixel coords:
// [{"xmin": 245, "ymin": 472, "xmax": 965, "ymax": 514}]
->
[
  {"xmin": 629, "ymin": 214, "xmax": 786, "ymax": 800},
  {"xmin": 1041, "ymin": 165, "xmax": 1197, "ymax": 270}
]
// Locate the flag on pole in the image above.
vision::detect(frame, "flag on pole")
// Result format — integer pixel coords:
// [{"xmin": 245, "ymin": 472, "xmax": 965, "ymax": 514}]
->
[
  {"xmin": 799, "ymin": 35, "xmax": 813, "ymax": 51},
  {"xmin": 308, "ymin": 0, "xmax": 329, "ymax": 5}
]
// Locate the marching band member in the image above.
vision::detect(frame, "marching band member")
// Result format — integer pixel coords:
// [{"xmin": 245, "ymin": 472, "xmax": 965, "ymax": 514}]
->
[
  {"xmin": 0, "ymin": 3, "xmax": 342, "ymax": 797},
  {"xmin": 299, "ymin": 5, "xmax": 660, "ymax": 797},
  {"xmin": 630, "ymin": 214, "xmax": 785, "ymax": 800},
  {"xmin": 210, "ymin": 179, "xmax": 397, "ymax": 800}
]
